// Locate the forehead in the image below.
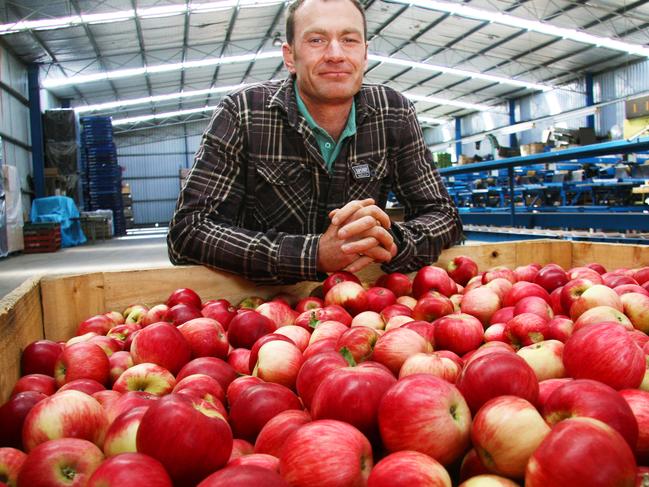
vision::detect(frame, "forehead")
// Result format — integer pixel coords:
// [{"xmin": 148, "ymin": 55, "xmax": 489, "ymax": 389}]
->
[{"xmin": 292, "ymin": 0, "xmax": 364, "ymax": 35}]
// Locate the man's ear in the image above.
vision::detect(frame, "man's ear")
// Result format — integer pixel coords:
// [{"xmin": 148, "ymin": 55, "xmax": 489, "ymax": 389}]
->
[{"xmin": 282, "ymin": 42, "xmax": 296, "ymax": 74}]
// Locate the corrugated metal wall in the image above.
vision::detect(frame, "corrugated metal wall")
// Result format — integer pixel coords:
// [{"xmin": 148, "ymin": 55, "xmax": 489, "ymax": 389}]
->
[
  {"xmin": 114, "ymin": 120, "xmax": 208, "ymax": 225},
  {"xmin": 0, "ymin": 46, "xmax": 31, "ymax": 217},
  {"xmin": 460, "ymin": 109, "xmax": 510, "ymax": 157},
  {"xmin": 595, "ymin": 59, "xmax": 649, "ymax": 138}
]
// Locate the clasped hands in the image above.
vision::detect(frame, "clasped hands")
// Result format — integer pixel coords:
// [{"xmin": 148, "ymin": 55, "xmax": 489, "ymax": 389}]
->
[{"xmin": 317, "ymin": 198, "xmax": 397, "ymax": 274}]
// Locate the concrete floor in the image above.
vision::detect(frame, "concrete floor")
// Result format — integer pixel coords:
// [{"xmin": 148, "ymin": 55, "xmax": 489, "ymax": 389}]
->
[{"xmin": 0, "ymin": 227, "xmax": 172, "ymax": 300}]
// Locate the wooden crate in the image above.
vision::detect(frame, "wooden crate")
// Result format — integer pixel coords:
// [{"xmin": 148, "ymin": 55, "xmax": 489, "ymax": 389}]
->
[
  {"xmin": 22, "ymin": 223, "xmax": 61, "ymax": 253},
  {"xmin": 2, "ymin": 239, "xmax": 649, "ymax": 402}
]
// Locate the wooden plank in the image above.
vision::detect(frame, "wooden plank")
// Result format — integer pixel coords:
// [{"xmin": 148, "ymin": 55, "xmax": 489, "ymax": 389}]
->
[
  {"xmin": 570, "ymin": 241, "xmax": 649, "ymax": 270},
  {"xmin": 515, "ymin": 240, "xmax": 572, "ymax": 270},
  {"xmin": 41, "ymin": 272, "xmax": 107, "ymax": 342},
  {"xmin": 0, "ymin": 277, "xmax": 44, "ymax": 403}
]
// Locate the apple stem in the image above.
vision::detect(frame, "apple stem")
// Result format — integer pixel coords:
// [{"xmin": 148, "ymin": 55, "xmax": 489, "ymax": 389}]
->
[
  {"xmin": 309, "ymin": 312, "xmax": 320, "ymax": 329},
  {"xmin": 61, "ymin": 466, "xmax": 77, "ymax": 481}
]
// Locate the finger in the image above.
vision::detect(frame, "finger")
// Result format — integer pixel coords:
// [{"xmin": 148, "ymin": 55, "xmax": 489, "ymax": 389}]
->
[
  {"xmin": 360, "ymin": 245, "xmax": 394, "ymax": 262},
  {"xmin": 337, "ymin": 215, "xmax": 378, "ymax": 240},
  {"xmin": 331, "ymin": 199, "xmax": 375, "ymax": 226},
  {"xmin": 343, "ymin": 255, "xmax": 374, "ymax": 273},
  {"xmin": 341, "ymin": 236, "xmax": 379, "ymax": 255}
]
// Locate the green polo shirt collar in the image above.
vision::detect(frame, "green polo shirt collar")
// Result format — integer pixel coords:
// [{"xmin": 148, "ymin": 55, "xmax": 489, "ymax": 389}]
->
[{"xmin": 294, "ymin": 81, "xmax": 356, "ymax": 171}]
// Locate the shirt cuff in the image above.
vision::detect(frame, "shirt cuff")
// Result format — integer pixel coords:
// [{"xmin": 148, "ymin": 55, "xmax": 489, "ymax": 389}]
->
[
  {"xmin": 382, "ymin": 222, "xmax": 415, "ymax": 273},
  {"xmin": 277, "ymin": 233, "xmax": 324, "ymax": 283}
]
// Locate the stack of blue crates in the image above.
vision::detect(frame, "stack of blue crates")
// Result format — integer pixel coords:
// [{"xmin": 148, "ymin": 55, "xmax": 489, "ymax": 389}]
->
[{"xmin": 79, "ymin": 116, "xmax": 126, "ymax": 236}]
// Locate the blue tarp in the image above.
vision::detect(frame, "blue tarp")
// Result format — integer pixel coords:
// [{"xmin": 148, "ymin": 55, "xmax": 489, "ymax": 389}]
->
[{"xmin": 30, "ymin": 196, "xmax": 87, "ymax": 247}]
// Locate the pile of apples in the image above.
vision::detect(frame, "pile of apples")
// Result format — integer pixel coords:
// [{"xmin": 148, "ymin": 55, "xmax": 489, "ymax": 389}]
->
[{"xmin": 2, "ymin": 256, "xmax": 649, "ymax": 486}]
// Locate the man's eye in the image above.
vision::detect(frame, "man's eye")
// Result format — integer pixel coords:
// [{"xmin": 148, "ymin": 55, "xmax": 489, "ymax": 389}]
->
[
  {"xmin": 343, "ymin": 38, "xmax": 360, "ymax": 43},
  {"xmin": 309, "ymin": 38, "xmax": 324, "ymax": 44}
]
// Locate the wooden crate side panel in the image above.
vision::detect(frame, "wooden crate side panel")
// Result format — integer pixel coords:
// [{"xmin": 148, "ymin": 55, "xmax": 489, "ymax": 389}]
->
[
  {"xmin": 41, "ymin": 273, "xmax": 107, "ymax": 342},
  {"xmin": 0, "ymin": 277, "xmax": 44, "ymax": 403},
  {"xmin": 570, "ymin": 242, "xmax": 649, "ymax": 270}
]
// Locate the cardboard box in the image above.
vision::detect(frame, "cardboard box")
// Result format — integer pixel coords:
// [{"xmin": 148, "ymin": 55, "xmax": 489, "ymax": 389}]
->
[{"xmin": 2, "ymin": 240, "xmax": 649, "ymax": 402}]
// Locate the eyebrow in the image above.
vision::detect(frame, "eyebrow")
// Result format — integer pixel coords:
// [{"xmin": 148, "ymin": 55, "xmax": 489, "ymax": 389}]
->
[{"xmin": 302, "ymin": 27, "xmax": 363, "ymax": 37}]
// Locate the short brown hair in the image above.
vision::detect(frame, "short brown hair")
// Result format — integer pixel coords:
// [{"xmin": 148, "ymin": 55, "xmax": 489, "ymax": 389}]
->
[{"xmin": 285, "ymin": 0, "xmax": 367, "ymax": 45}]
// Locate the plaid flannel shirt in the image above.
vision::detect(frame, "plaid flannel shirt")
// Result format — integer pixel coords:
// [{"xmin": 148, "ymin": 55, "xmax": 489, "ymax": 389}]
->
[{"xmin": 167, "ymin": 77, "xmax": 463, "ymax": 284}]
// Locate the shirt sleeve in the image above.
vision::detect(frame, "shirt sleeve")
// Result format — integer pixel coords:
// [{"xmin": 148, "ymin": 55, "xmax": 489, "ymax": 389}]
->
[
  {"xmin": 166, "ymin": 97, "xmax": 323, "ymax": 285},
  {"xmin": 382, "ymin": 101, "xmax": 464, "ymax": 273}
]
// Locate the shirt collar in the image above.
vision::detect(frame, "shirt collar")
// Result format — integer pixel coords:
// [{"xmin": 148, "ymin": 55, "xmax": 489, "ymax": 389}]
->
[{"xmin": 293, "ymin": 80, "xmax": 356, "ymax": 139}]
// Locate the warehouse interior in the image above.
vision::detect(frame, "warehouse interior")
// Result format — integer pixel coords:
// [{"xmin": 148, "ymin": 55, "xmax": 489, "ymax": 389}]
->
[{"xmin": 1, "ymin": 0, "xmax": 649, "ymax": 296}]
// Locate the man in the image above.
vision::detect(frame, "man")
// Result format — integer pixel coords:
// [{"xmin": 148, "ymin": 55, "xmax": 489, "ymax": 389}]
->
[{"xmin": 167, "ymin": 0, "xmax": 462, "ymax": 284}]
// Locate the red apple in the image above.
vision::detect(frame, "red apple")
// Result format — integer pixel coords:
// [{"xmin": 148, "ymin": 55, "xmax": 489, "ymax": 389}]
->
[
  {"xmin": 621, "ymin": 389, "xmax": 649, "ymax": 465},
  {"xmin": 513, "ymin": 296, "xmax": 553, "ymax": 322},
  {"xmin": 11, "ymin": 374, "xmax": 57, "ymax": 397},
  {"xmin": 176, "ymin": 357, "xmax": 238, "ymax": 392},
  {"xmin": 201, "ymin": 300, "xmax": 237, "ymax": 330},
  {"xmin": 58, "ymin": 378, "xmax": 106, "ymax": 396},
  {"xmin": 54, "ymin": 342, "xmax": 110, "ymax": 387},
  {"xmin": 381, "ymin": 303, "xmax": 413, "ymax": 322},
  {"xmin": 447, "ymin": 256, "xmax": 479, "ymax": 286},
  {"xmin": 375, "ymin": 272, "xmax": 413, "ymax": 297},
  {"xmin": 279, "ymin": 419, "xmax": 373, "ymax": 486},
  {"xmin": 17, "ymin": 438, "xmax": 104, "ymax": 487},
  {"xmin": 228, "ymin": 348, "xmax": 252, "ymax": 375},
  {"xmin": 503, "ymin": 282, "xmax": 550, "ymax": 307},
  {"xmin": 489, "ymin": 306, "xmax": 514, "ymax": 326},
  {"xmin": 573, "ymin": 305, "xmax": 633, "ymax": 332},
  {"xmin": 399, "ymin": 351, "xmax": 461, "ymax": 383},
  {"xmin": 504, "ymin": 313, "xmax": 550, "ymax": 349},
  {"xmin": 294, "ymin": 305, "xmax": 352, "ymax": 330},
  {"xmin": 228, "ymin": 310, "xmax": 277, "ymax": 349},
  {"xmin": 311, "ymin": 362, "xmax": 397, "ymax": 440},
  {"xmin": 130, "ymin": 322, "xmax": 191, "ymax": 375},
  {"xmin": 379, "ymin": 374, "xmax": 471, "ymax": 466},
  {"xmin": 229, "ymin": 438, "xmax": 254, "ymax": 461},
  {"xmin": 456, "ymin": 349, "xmax": 538, "ymax": 414},
  {"xmin": 542, "ymin": 378, "xmax": 638, "ymax": 449},
  {"xmin": 253, "ymin": 339, "xmax": 303, "ymax": 390},
  {"xmin": 634, "ymin": 267, "xmax": 649, "ymax": 285},
  {"xmin": 549, "ymin": 287, "xmax": 565, "ymax": 315},
  {"xmin": 413, "ymin": 265, "xmax": 457, "ymax": 298},
  {"xmin": 274, "ymin": 325, "xmax": 311, "ymax": 352},
  {"xmin": 295, "ymin": 351, "xmax": 348, "ymax": 410},
  {"xmin": 198, "ymin": 465, "xmax": 289, "ymax": 486},
  {"xmin": 137, "ymin": 394, "xmax": 232, "ymax": 486},
  {"xmin": 177, "ymin": 317, "xmax": 229, "ymax": 359},
  {"xmin": 238, "ymin": 296, "xmax": 266, "ymax": 310},
  {"xmin": 87, "ymin": 452, "xmax": 173, "ymax": 486},
  {"xmin": 563, "ymin": 321, "xmax": 644, "ymax": 390},
  {"xmin": 324, "ymin": 281, "xmax": 368, "ymax": 316},
  {"xmin": 106, "ymin": 323, "xmax": 140, "ymax": 344},
  {"xmin": 546, "ymin": 315, "xmax": 574, "ymax": 342},
  {"xmin": 604, "ymin": 273, "xmax": 639, "ymax": 288},
  {"xmin": 77, "ymin": 314, "xmax": 115, "ymax": 336},
  {"xmin": 322, "ymin": 271, "xmax": 362, "ymax": 296},
  {"xmin": 103, "ymin": 406, "xmax": 150, "ymax": 457},
  {"xmin": 168, "ymin": 303, "xmax": 203, "ymax": 327},
  {"xmin": 0, "ymin": 447, "xmax": 26, "ymax": 487},
  {"xmin": 537, "ymin": 378, "xmax": 572, "ymax": 410},
  {"xmin": 112, "ymin": 363, "xmax": 176, "ymax": 396},
  {"xmin": 20, "ymin": 340, "xmax": 64, "ymax": 377},
  {"xmin": 256, "ymin": 301, "xmax": 298, "ymax": 328},
  {"xmin": 166, "ymin": 287, "xmax": 202, "ymax": 310},
  {"xmin": 336, "ymin": 326, "xmax": 380, "ymax": 363},
  {"xmin": 226, "ymin": 376, "xmax": 264, "ymax": 408},
  {"xmin": 367, "ymin": 450, "xmax": 452, "ymax": 486},
  {"xmin": 0, "ymin": 391, "xmax": 47, "ymax": 449},
  {"xmin": 458, "ymin": 448, "xmax": 490, "ymax": 483},
  {"xmin": 123, "ymin": 304, "xmax": 149, "ymax": 325},
  {"xmin": 482, "ymin": 266, "xmax": 517, "ymax": 285},
  {"xmin": 173, "ymin": 373, "xmax": 226, "ymax": 406},
  {"xmin": 141, "ymin": 304, "xmax": 171, "ymax": 327},
  {"xmin": 413, "ymin": 293, "xmax": 454, "ymax": 322},
  {"xmin": 534, "ymin": 264, "xmax": 568, "ymax": 292},
  {"xmin": 516, "ymin": 340, "xmax": 566, "ymax": 382},
  {"xmin": 460, "ymin": 287, "xmax": 501, "ymax": 326},
  {"xmin": 373, "ymin": 327, "xmax": 431, "ymax": 375},
  {"xmin": 471, "ymin": 395, "xmax": 550, "ymax": 478},
  {"xmin": 514, "ymin": 263, "xmax": 542, "ymax": 282},
  {"xmin": 569, "ymin": 284, "xmax": 623, "ymax": 320},
  {"xmin": 364, "ymin": 287, "xmax": 397, "ymax": 313},
  {"xmin": 484, "ymin": 323, "xmax": 506, "ymax": 343},
  {"xmin": 525, "ymin": 417, "xmax": 636, "ymax": 487},
  {"xmin": 254, "ymin": 409, "xmax": 312, "ymax": 457},
  {"xmin": 227, "ymin": 453, "xmax": 279, "ymax": 471},
  {"xmin": 567, "ymin": 266, "xmax": 604, "ymax": 283},
  {"xmin": 108, "ymin": 350, "xmax": 133, "ymax": 385},
  {"xmin": 294, "ymin": 296, "xmax": 325, "ymax": 314},
  {"xmin": 229, "ymin": 382, "xmax": 302, "ymax": 442},
  {"xmin": 22, "ymin": 390, "xmax": 108, "ymax": 451},
  {"xmin": 615, "ymin": 284, "xmax": 649, "ymax": 297},
  {"xmin": 430, "ymin": 313, "xmax": 483, "ymax": 356},
  {"xmin": 104, "ymin": 311, "xmax": 124, "ymax": 325},
  {"xmin": 622, "ymin": 292, "xmax": 649, "ymax": 333}
]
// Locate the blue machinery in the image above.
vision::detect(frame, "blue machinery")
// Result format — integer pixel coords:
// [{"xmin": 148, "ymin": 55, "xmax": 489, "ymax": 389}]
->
[{"xmin": 438, "ymin": 136, "xmax": 649, "ymax": 238}]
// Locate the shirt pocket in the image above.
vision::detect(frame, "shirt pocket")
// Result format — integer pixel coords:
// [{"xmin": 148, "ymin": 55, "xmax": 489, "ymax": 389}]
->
[
  {"xmin": 252, "ymin": 159, "xmax": 312, "ymax": 230},
  {"xmin": 347, "ymin": 156, "xmax": 390, "ymax": 202}
]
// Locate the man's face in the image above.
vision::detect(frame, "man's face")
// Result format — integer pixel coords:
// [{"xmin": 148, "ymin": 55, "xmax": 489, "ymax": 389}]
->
[{"xmin": 283, "ymin": 0, "xmax": 368, "ymax": 106}]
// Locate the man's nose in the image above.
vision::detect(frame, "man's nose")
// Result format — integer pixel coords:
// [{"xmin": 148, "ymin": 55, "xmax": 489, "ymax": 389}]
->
[{"xmin": 324, "ymin": 40, "xmax": 344, "ymax": 60}]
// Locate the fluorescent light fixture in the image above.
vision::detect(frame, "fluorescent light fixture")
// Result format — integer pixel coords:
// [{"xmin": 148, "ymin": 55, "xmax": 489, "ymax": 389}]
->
[
  {"xmin": 405, "ymin": 93, "xmax": 493, "ymax": 112},
  {"xmin": 75, "ymin": 84, "xmax": 248, "ymax": 113},
  {"xmin": 418, "ymin": 116, "xmax": 450, "ymax": 125},
  {"xmin": 112, "ymin": 106, "xmax": 216, "ymax": 126},
  {"xmin": 396, "ymin": 0, "xmax": 649, "ymax": 58},
  {"xmin": 42, "ymin": 51, "xmax": 284, "ymax": 89},
  {"xmin": 369, "ymin": 54, "xmax": 551, "ymax": 92},
  {"xmin": 0, "ymin": 0, "xmax": 285, "ymax": 35}
]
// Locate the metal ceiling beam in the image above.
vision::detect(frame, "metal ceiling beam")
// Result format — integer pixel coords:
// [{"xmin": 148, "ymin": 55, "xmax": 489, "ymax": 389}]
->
[
  {"xmin": 179, "ymin": 1, "xmax": 191, "ymax": 111},
  {"xmin": 206, "ymin": 4, "xmax": 240, "ymax": 106},
  {"xmin": 69, "ymin": 0, "xmax": 119, "ymax": 102},
  {"xmin": 130, "ymin": 0, "xmax": 154, "ymax": 105},
  {"xmin": 240, "ymin": 2, "xmax": 285, "ymax": 84}
]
